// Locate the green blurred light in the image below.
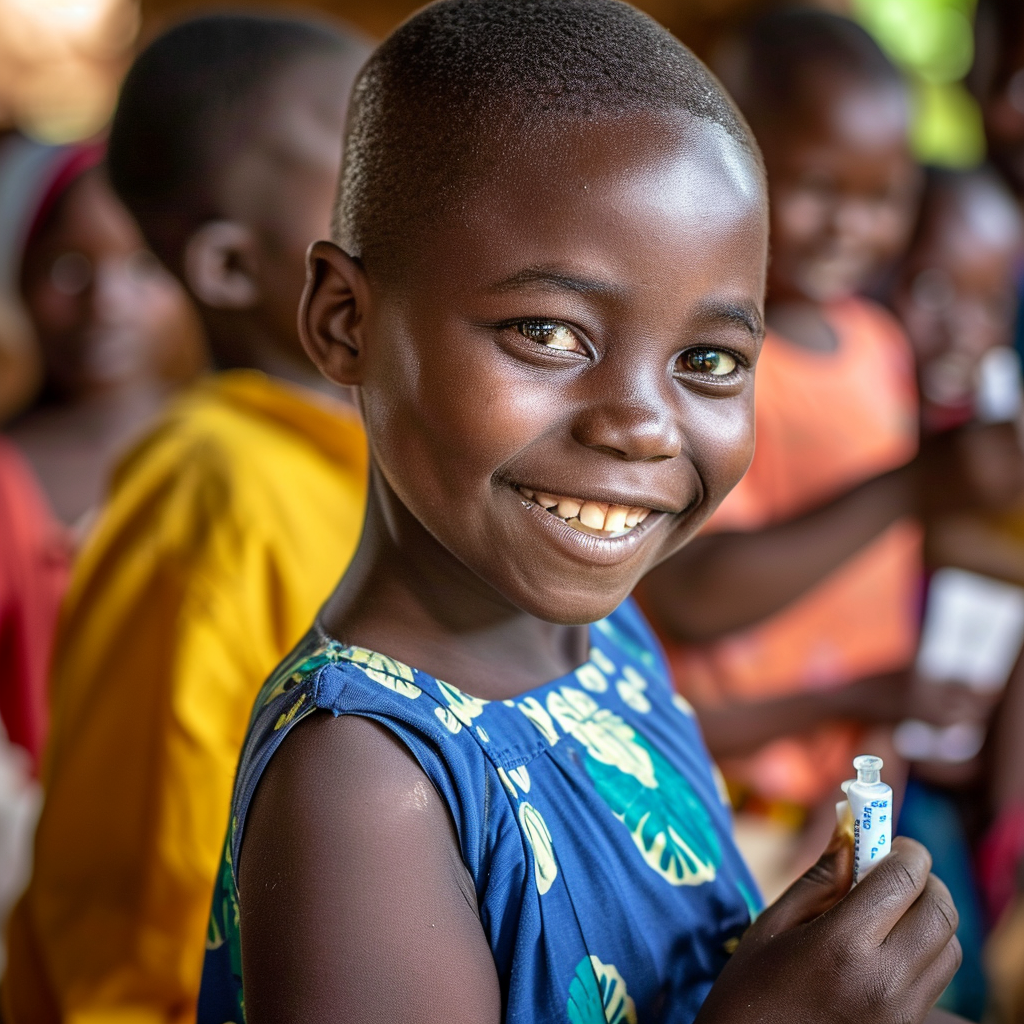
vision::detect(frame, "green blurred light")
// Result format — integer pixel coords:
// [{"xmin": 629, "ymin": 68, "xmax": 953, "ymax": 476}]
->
[
  {"xmin": 854, "ymin": 0, "xmax": 984, "ymax": 168},
  {"xmin": 911, "ymin": 80, "xmax": 986, "ymax": 166},
  {"xmin": 855, "ymin": 0, "xmax": 974, "ymax": 84}
]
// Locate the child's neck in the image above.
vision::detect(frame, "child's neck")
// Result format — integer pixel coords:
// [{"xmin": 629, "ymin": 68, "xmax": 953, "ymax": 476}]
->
[
  {"xmin": 765, "ymin": 298, "xmax": 840, "ymax": 353},
  {"xmin": 319, "ymin": 474, "xmax": 591, "ymax": 701}
]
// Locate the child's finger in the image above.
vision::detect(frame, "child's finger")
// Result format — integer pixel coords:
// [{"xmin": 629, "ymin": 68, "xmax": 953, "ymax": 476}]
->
[
  {"xmin": 881, "ymin": 873, "xmax": 959, "ymax": 975},
  {"xmin": 753, "ymin": 818, "xmax": 853, "ymax": 935},
  {"xmin": 906, "ymin": 935, "xmax": 963, "ymax": 1021},
  {"xmin": 830, "ymin": 837, "xmax": 932, "ymax": 947}
]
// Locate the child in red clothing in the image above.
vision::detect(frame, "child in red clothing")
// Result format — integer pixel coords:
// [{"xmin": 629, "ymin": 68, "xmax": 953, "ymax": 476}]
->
[{"xmin": 0, "ymin": 438, "xmax": 68, "ymax": 768}]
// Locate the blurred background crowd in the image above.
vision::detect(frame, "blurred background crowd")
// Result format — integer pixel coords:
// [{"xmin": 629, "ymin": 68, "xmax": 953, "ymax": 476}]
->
[{"xmin": 3, "ymin": 0, "xmax": 1024, "ymax": 1022}]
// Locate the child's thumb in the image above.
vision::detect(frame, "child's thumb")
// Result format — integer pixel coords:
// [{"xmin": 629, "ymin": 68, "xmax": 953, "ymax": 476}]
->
[{"xmin": 754, "ymin": 815, "xmax": 854, "ymax": 936}]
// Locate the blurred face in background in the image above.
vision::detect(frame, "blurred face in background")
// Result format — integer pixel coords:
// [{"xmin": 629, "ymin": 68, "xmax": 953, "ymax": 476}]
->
[
  {"xmin": 761, "ymin": 72, "xmax": 921, "ymax": 304},
  {"xmin": 893, "ymin": 180, "xmax": 1023, "ymax": 428},
  {"xmin": 19, "ymin": 168, "xmax": 198, "ymax": 402}
]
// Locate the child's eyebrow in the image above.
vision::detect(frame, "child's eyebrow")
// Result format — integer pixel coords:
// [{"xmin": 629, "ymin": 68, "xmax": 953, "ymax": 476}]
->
[
  {"xmin": 695, "ymin": 300, "xmax": 765, "ymax": 341},
  {"xmin": 490, "ymin": 268, "xmax": 620, "ymax": 299}
]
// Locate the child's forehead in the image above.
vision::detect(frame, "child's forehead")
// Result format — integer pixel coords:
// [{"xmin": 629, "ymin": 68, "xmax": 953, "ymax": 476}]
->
[
  {"xmin": 375, "ymin": 115, "xmax": 768, "ymax": 331},
  {"xmin": 502, "ymin": 112, "xmax": 752, "ymax": 190},
  {"xmin": 779, "ymin": 72, "xmax": 908, "ymax": 150}
]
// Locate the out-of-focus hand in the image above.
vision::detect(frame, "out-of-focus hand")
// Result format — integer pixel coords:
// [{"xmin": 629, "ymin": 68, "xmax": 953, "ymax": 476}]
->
[
  {"xmin": 834, "ymin": 672, "xmax": 999, "ymax": 728},
  {"xmin": 903, "ymin": 677, "xmax": 1000, "ymax": 729},
  {"xmin": 914, "ymin": 422, "xmax": 1024, "ymax": 519},
  {"xmin": 696, "ymin": 834, "xmax": 961, "ymax": 1024}
]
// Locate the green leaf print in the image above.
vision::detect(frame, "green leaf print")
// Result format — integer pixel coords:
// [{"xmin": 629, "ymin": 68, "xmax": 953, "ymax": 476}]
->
[
  {"xmin": 519, "ymin": 801, "xmax": 558, "ymax": 895},
  {"xmin": 346, "ymin": 646, "xmax": 422, "ymax": 698},
  {"xmin": 584, "ymin": 734, "xmax": 720, "ymax": 886},
  {"xmin": 567, "ymin": 956, "xmax": 637, "ymax": 1024},
  {"xmin": 543, "ymin": 686, "xmax": 719, "ymax": 885},
  {"xmin": 547, "ymin": 688, "xmax": 656, "ymax": 788},
  {"xmin": 434, "ymin": 679, "xmax": 488, "ymax": 734},
  {"xmin": 258, "ymin": 637, "xmax": 348, "ymax": 711},
  {"xmin": 207, "ymin": 838, "xmax": 244, "ymax": 973}
]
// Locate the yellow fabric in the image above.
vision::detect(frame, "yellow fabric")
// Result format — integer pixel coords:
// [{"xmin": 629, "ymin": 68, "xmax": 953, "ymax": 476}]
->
[{"xmin": 3, "ymin": 370, "xmax": 368, "ymax": 1024}]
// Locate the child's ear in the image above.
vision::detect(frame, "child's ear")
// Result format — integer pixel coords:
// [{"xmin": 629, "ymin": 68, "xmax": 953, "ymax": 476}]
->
[
  {"xmin": 183, "ymin": 221, "xmax": 260, "ymax": 310},
  {"xmin": 299, "ymin": 241, "xmax": 370, "ymax": 387}
]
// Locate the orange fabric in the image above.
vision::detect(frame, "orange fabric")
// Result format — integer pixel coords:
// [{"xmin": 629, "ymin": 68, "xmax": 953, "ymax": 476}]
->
[
  {"xmin": 664, "ymin": 298, "xmax": 922, "ymax": 807},
  {"xmin": 0, "ymin": 438, "xmax": 70, "ymax": 768}
]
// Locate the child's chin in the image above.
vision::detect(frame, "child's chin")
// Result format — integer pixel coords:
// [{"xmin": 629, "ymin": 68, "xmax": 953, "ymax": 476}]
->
[{"xmin": 510, "ymin": 582, "xmax": 627, "ymax": 627}]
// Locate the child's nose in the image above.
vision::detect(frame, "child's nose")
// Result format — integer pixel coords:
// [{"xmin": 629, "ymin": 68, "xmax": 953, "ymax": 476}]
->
[{"xmin": 570, "ymin": 393, "xmax": 683, "ymax": 463}]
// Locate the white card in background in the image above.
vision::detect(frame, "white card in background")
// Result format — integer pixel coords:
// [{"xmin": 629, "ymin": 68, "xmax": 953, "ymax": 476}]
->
[
  {"xmin": 916, "ymin": 567, "xmax": 1024, "ymax": 690},
  {"xmin": 976, "ymin": 345, "xmax": 1024, "ymax": 424},
  {"xmin": 895, "ymin": 568, "xmax": 1024, "ymax": 763}
]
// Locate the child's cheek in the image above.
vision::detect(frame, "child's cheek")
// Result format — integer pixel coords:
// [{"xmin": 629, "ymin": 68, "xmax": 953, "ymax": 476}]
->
[{"xmin": 693, "ymin": 393, "xmax": 757, "ymax": 503}]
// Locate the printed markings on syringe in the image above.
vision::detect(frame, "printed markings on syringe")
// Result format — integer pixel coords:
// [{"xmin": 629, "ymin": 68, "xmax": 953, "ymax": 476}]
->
[
  {"xmin": 855, "ymin": 799, "xmax": 890, "ymax": 863},
  {"xmin": 849, "ymin": 755, "xmax": 893, "ymax": 882}
]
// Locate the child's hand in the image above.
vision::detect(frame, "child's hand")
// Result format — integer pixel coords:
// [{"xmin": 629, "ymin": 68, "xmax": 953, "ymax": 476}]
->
[
  {"xmin": 915, "ymin": 422, "xmax": 1024, "ymax": 518},
  {"xmin": 903, "ymin": 676, "xmax": 999, "ymax": 729},
  {"xmin": 696, "ymin": 833, "xmax": 961, "ymax": 1024},
  {"xmin": 835, "ymin": 672, "xmax": 997, "ymax": 728}
]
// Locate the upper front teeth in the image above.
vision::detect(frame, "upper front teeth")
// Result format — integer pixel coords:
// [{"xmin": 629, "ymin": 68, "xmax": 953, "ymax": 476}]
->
[{"xmin": 519, "ymin": 487, "xmax": 651, "ymax": 533}]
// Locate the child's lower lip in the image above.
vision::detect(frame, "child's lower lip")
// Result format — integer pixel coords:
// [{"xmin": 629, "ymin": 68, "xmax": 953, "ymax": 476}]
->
[{"xmin": 513, "ymin": 489, "xmax": 662, "ymax": 565}]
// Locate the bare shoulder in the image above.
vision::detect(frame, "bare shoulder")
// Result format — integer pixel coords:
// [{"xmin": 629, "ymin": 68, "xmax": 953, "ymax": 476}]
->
[{"xmin": 238, "ymin": 712, "xmax": 501, "ymax": 1024}]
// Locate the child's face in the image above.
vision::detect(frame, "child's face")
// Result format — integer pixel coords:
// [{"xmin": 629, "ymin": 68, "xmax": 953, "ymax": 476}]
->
[
  {"xmin": 311, "ymin": 115, "xmax": 767, "ymax": 625},
  {"xmin": 895, "ymin": 193, "xmax": 1021, "ymax": 419},
  {"xmin": 20, "ymin": 170, "xmax": 191, "ymax": 400},
  {"xmin": 762, "ymin": 76, "xmax": 920, "ymax": 304}
]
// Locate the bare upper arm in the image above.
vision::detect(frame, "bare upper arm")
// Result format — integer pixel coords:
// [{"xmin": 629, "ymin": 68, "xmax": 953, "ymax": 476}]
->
[{"xmin": 238, "ymin": 712, "xmax": 502, "ymax": 1024}]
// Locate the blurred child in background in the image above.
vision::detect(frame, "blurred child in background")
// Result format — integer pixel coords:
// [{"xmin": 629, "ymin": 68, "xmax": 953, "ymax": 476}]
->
[
  {"xmin": 0, "ymin": 436, "xmax": 66, "ymax": 969},
  {"xmin": 888, "ymin": 166, "xmax": 1024, "ymax": 1020},
  {"xmin": 1, "ymin": 139, "xmax": 203, "ymax": 531},
  {"xmin": 966, "ymin": 5, "xmax": 1024, "ymax": 1015},
  {"xmin": 893, "ymin": 167, "xmax": 1024, "ymax": 581},
  {"xmin": 638, "ymin": 10, "xmax": 1024, "ymax": 908},
  {"xmin": 973, "ymin": 0, "xmax": 1024, "ymax": 365},
  {"xmin": 2, "ymin": 15, "xmax": 371, "ymax": 1023}
]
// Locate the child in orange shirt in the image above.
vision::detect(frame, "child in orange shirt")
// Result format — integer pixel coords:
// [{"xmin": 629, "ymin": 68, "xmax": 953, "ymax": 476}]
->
[{"xmin": 639, "ymin": 10, "xmax": 1024, "ymax": 897}]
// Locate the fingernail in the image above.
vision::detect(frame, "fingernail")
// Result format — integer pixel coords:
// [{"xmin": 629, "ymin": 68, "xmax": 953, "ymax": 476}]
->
[{"xmin": 826, "ymin": 801, "xmax": 854, "ymax": 854}]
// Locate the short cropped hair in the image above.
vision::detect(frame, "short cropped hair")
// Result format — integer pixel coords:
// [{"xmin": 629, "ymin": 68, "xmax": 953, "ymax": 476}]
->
[
  {"xmin": 336, "ymin": 0, "xmax": 761, "ymax": 274},
  {"xmin": 718, "ymin": 9, "xmax": 905, "ymax": 133},
  {"xmin": 108, "ymin": 12, "xmax": 363, "ymax": 268}
]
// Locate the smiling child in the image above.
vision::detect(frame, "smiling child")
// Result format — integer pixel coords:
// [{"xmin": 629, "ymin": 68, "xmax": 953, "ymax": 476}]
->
[{"xmin": 199, "ymin": 3, "xmax": 962, "ymax": 1022}]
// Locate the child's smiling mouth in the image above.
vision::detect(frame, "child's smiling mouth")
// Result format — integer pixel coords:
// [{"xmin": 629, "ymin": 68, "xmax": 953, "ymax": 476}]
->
[{"xmin": 516, "ymin": 486, "xmax": 651, "ymax": 539}]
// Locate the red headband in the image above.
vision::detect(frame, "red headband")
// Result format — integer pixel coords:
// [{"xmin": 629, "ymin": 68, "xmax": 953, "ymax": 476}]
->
[{"xmin": 23, "ymin": 143, "xmax": 106, "ymax": 248}]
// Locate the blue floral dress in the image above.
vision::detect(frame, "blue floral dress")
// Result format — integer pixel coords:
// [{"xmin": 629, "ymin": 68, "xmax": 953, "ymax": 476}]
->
[{"xmin": 199, "ymin": 600, "xmax": 760, "ymax": 1023}]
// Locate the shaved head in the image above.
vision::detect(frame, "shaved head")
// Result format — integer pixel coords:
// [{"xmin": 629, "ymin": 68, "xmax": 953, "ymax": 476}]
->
[
  {"xmin": 334, "ymin": 0, "xmax": 762, "ymax": 278},
  {"xmin": 109, "ymin": 13, "xmax": 369, "ymax": 270}
]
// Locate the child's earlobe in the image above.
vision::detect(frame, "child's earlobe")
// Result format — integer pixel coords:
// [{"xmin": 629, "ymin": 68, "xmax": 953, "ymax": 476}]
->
[
  {"xmin": 298, "ymin": 240, "xmax": 369, "ymax": 387},
  {"xmin": 182, "ymin": 221, "xmax": 260, "ymax": 310}
]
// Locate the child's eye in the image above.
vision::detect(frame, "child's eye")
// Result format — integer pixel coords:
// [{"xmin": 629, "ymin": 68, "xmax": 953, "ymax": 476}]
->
[
  {"xmin": 679, "ymin": 348, "xmax": 738, "ymax": 377},
  {"xmin": 515, "ymin": 321, "xmax": 586, "ymax": 354}
]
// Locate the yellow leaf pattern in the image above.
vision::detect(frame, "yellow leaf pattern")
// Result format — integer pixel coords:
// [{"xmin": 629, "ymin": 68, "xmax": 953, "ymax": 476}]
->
[{"xmin": 546, "ymin": 688, "xmax": 656, "ymax": 789}]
